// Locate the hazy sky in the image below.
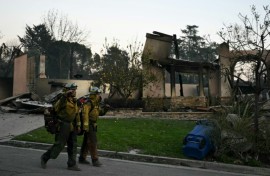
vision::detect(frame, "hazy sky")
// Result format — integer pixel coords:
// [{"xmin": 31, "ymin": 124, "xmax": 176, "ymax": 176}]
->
[{"xmin": 0, "ymin": 0, "xmax": 268, "ymax": 54}]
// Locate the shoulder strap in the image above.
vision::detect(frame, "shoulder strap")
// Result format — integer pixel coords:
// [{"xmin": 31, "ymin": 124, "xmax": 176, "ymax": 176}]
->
[
  {"xmin": 53, "ymin": 95, "xmax": 67, "ymax": 112},
  {"xmin": 89, "ymin": 99, "xmax": 94, "ymax": 112},
  {"xmin": 85, "ymin": 98, "xmax": 94, "ymax": 112}
]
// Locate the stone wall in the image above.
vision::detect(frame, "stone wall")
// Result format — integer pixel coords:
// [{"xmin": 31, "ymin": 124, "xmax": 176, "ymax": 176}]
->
[
  {"xmin": 170, "ymin": 97, "xmax": 207, "ymax": 110},
  {"xmin": 105, "ymin": 109, "xmax": 212, "ymax": 120},
  {"xmin": 141, "ymin": 112, "xmax": 212, "ymax": 120},
  {"xmin": 143, "ymin": 98, "xmax": 165, "ymax": 112},
  {"xmin": 143, "ymin": 97, "xmax": 207, "ymax": 112}
]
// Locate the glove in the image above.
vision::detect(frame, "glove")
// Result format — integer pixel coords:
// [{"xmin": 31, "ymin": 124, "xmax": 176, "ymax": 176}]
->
[
  {"xmin": 77, "ymin": 129, "xmax": 85, "ymax": 136},
  {"xmin": 75, "ymin": 126, "xmax": 81, "ymax": 135}
]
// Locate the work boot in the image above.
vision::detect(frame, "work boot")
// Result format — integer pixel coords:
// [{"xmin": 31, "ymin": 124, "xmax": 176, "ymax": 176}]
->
[
  {"xmin": 40, "ymin": 156, "xmax": 48, "ymax": 169},
  {"xmin": 92, "ymin": 159, "xmax": 102, "ymax": 167},
  {"xmin": 67, "ymin": 165, "xmax": 81, "ymax": 171},
  {"xmin": 78, "ymin": 157, "xmax": 90, "ymax": 164}
]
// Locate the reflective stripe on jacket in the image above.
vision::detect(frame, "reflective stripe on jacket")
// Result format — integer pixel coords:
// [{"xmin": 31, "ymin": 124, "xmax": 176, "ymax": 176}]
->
[{"xmin": 82, "ymin": 94, "xmax": 100, "ymax": 131}]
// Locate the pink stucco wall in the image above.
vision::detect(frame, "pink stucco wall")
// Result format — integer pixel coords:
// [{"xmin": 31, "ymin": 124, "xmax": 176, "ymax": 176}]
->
[{"xmin": 13, "ymin": 54, "xmax": 28, "ymax": 96}]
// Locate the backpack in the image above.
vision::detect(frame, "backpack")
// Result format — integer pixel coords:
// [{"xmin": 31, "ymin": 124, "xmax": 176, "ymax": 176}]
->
[
  {"xmin": 44, "ymin": 107, "xmax": 60, "ymax": 134},
  {"xmin": 43, "ymin": 92, "xmax": 63, "ymax": 134}
]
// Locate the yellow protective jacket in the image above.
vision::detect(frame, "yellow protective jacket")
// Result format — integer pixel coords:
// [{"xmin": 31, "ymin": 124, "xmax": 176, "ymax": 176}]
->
[
  {"xmin": 82, "ymin": 94, "xmax": 100, "ymax": 131},
  {"xmin": 53, "ymin": 95, "xmax": 80, "ymax": 131}
]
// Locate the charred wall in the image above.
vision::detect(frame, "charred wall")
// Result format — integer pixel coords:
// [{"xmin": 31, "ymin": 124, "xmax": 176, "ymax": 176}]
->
[{"xmin": 0, "ymin": 78, "xmax": 13, "ymax": 99}]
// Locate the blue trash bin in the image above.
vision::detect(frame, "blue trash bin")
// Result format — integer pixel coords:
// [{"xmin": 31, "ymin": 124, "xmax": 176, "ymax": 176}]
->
[{"xmin": 182, "ymin": 120, "xmax": 215, "ymax": 160}]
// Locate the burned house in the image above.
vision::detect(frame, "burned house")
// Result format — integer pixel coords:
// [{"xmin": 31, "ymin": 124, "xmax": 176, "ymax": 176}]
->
[
  {"xmin": 141, "ymin": 31, "xmax": 270, "ymax": 111},
  {"xmin": 141, "ymin": 32, "xmax": 219, "ymax": 111}
]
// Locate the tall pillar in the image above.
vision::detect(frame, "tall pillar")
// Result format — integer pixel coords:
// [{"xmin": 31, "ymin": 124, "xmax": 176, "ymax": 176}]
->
[
  {"xmin": 198, "ymin": 66, "xmax": 204, "ymax": 96},
  {"xmin": 218, "ymin": 43, "xmax": 232, "ymax": 98},
  {"xmin": 39, "ymin": 55, "xmax": 47, "ymax": 78},
  {"xmin": 208, "ymin": 69, "xmax": 220, "ymax": 105},
  {"xmin": 27, "ymin": 56, "xmax": 36, "ymax": 93},
  {"xmin": 170, "ymin": 65, "xmax": 176, "ymax": 97},
  {"xmin": 13, "ymin": 54, "xmax": 28, "ymax": 95}
]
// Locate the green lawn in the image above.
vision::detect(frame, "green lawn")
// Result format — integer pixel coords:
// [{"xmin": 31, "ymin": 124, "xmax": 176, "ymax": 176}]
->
[{"xmin": 14, "ymin": 118, "xmax": 195, "ymax": 159}]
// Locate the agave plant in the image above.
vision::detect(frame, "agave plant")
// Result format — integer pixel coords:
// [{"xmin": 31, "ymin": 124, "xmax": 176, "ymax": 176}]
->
[{"xmin": 209, "ymin": 96, "xmax": 261, "ymax": 163}]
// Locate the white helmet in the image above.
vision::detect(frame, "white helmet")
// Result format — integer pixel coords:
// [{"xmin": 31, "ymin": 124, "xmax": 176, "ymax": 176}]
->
[
  {"xmin": 64, "ymin": 83, "xmax": 77, "ymax": 90},
  {"xmin": 90, "ymin": 86, "xmax": 102, "ymax": 94}
]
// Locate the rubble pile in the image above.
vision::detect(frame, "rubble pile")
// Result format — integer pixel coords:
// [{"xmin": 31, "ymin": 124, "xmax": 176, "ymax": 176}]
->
[{"xmin": 0, "ymin": 92, "xmax": 52, "ymax": 114}]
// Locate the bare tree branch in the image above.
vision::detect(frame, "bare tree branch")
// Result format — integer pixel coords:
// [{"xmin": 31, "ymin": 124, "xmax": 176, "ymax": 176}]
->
[{"xmin": 42, "ymin": 9, "xmax": 89, "ymax": 43}]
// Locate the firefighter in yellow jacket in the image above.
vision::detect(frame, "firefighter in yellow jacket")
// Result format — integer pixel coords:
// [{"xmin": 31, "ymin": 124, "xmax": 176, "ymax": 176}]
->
[
  {"xmin": 41, "ymin": 83, "xmax": 81, "ymax": 171},
  {"xmin": 78, "ymin": 86, "xmax": 103, "ymax": 167}
]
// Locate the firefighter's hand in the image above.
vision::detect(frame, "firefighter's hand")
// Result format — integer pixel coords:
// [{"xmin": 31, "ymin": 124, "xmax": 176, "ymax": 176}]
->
[
  {"xmin": 83, "ymin": 125, "xmax": 88, "ymax": 131},
  {"xmin": 75, "ymin": 126, "xmax": 81, "ymax": 134}
]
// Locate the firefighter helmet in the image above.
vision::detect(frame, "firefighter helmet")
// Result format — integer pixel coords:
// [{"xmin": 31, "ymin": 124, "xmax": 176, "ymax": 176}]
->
[
  {"xmin": 64, "ymin": 83, "xmax": 77, "ymax": 90},
  {"xmin": 90, "ymin": 86, "xmax": 102, "ymax": 94}
]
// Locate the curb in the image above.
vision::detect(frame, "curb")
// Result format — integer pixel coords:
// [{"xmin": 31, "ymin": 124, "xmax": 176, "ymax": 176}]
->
[{"xmin": 1, "ymin": 140, "xmax": 270, "ymax": 175}]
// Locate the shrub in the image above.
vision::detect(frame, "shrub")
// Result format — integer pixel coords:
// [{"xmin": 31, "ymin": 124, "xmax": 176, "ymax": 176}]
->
[{"xmin": 209, "ymin": 96, "xmax": 270, "ymax": 166}]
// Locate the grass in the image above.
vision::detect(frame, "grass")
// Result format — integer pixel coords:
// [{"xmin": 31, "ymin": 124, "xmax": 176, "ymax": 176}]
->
[{"xmin": 13, "ymin": 117, "xmax": 195, "ymax": 159}]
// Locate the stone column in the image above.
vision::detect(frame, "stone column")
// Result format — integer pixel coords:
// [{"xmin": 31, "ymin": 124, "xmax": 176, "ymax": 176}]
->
[
  {"xmin": 39, "ymin": 55, "xmax": 47, "ymax": 78},
  {"xmin": 218, "ymin": 43, "xmax": 232, "ymax": 98},
  {"xmin": 208, "ymin": 69, "xmax": 220, "ymax": 105}
]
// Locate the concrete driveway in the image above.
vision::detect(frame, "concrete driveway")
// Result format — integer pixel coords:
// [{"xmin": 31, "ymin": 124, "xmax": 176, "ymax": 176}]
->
[{"xmin": 0, "ymin": 112, "xmax": 44, "ymax": 141}]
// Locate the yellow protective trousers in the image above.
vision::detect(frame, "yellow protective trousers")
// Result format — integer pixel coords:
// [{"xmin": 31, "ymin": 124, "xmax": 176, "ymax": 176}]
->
[{"xmin": 79, "ymin": 123, "xmax": 98, "ymax": 161}]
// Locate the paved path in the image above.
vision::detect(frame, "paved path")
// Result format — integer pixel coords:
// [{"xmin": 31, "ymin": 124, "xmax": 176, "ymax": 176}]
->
[{"xmin": 0, "ymin": 112, "xmax": 44, "ymax": 141}]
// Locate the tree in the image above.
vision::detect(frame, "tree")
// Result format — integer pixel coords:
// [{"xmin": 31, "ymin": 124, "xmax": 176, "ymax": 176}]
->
[
  {"xmin": 0, "ymin": 41, "xmax": 22, "ymax": 78},
  {"xmin": 66, "ymin": 42, "xmax": 93, "ymax": 79},
  {"xmin": 18, "ymin": 24, "xmax": 53, "ymax": 55},
  {"xmin": 41, "ymin": 9, "xmax": 91, "ymax": 78},
  {"xmin": 217, "ymin": 5, "xmax": 270, "ymax": 150},
  {"xmin": 177, "ymin": 25, "xmax": 217, "ymax": 62},
  {"xmin": 46, "ymin": 41, "xmax": 92, "ymax": 79},
  {"xmin": 42, "ymin": 9, "xmax": 89, "ymax": 43},
  {"xmin": 70, "ymin": 42, "xmax": 92, "ymax": 79},
  {"xmin": 45, "ymin": 40, "xmax": 70, "ymax": 78},
  {"xmin": 19, "ymin": 23, "xmax": 92, "ymax": 79},
  {"xmin": 1, "ymin": 31, "xmax": 23, "ymax": 78},
  {"xmin": 175, "ymin": 25, "xmax": 218, "ymax": 84},
  {"xmin": 92, "ymin": 40, "xmax": 156, "ymax": 100}
]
